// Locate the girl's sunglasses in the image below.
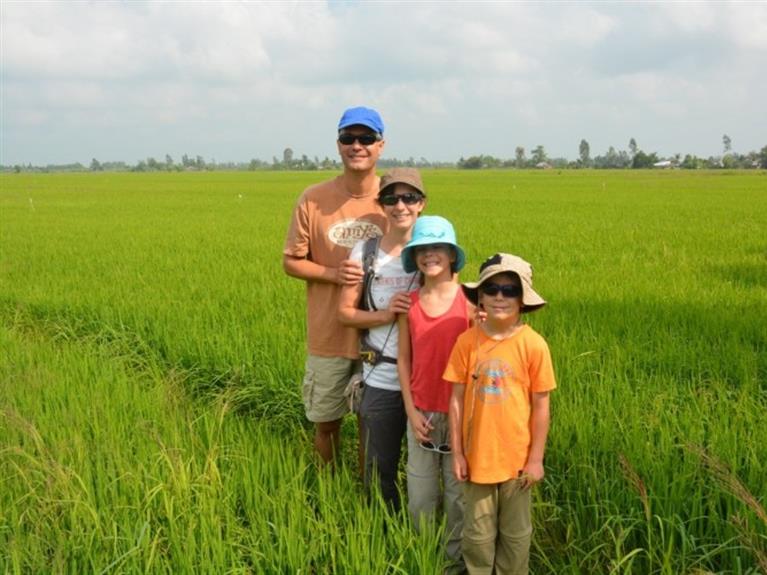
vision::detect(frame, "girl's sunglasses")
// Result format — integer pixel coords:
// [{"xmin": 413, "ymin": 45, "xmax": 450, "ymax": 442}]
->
[
  {"xmin": 419, "ymin": 441, "xmax": 451, "ymax": 454},
  {"xmin": 480, "ymin": 284, "xmax": 523, "ymax": 298},
  {"xmin": 338, "ymin": 133, "xmax": 382, "ymax": 146},
  {"xmin": 379, "ymin": 192, "xmax": 424, "ymax": 206}
]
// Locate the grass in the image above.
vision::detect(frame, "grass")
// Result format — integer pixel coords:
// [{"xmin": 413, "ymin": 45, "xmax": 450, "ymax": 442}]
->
[{"xmin": 1, "ymin": 169, "xmax": 766, "ymax": 573}]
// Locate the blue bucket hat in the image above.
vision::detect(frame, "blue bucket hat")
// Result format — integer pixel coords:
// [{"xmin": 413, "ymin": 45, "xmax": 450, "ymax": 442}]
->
[
  {"xmin": 401, "ymin": 216, "xmax": 465, "ymax": 274},
  {"xmin": 338, "ymin": 106, "xmax": 384, "ymax": 135}
]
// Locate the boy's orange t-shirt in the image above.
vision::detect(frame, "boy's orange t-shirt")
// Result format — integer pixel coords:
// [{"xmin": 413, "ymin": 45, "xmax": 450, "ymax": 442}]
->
[{"xmin": 443, "ymin": 324, "xmax": 556, "ymax": 484}]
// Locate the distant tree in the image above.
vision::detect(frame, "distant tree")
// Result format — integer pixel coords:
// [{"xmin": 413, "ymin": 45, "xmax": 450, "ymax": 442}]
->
[
  {"xmin": 531, "ymin": 145, "xmax": 547, "ymax": 165},
  {"xmin": 165, "ymin": 154, "xmax": 174, "ymax": 170},
  {"xmin": 629, "ymin": 138, "xmax": 638, "ymax": 159},
  {"xmin": 90, "ymin": 158, "xmax": 102, "ymax": 171},
  {"xmin": 759, "ymin": 145, "xmax": 767, "ymax": 169},
  {"xmin": 578, "ymin": 139, "xmax": 590, "ymax": 167},
  {"xmin": 514, "ymin": 146, "xmax": 526, "ymax": 168},
  {"xmin": 631, "ymin": 150, "xmax": 658, "ymax": 169},
  {"xmin": 458, "ymin": 156, "xmax": 483, "ymax": 169},
  {"xmin": 283, "ymin": 147, "xmax": 294, "ymax": 166},
  {"xmin": 723, "ymin": 134, "xmax": 732, "ymax": 154}
]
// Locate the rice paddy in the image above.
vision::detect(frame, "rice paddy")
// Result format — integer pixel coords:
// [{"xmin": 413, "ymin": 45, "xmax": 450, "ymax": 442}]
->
[{"xmin": 1, "ymin": 169, "xmax": 765, "ymax": 573}]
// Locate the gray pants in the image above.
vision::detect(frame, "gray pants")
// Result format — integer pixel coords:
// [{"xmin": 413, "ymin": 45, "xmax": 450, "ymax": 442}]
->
[
  {"xmin": 406, "ymin": 411, "xmax": 464, "ymax": 569},
  {"xmin": 360, "ymin": 385, "xmax": 407, "ymax": 510}
]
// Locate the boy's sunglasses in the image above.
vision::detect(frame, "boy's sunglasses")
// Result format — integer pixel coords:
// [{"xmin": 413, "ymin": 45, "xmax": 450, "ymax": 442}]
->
[
  {"xmin": 480, "ymin": 283, "xmax": 523, "ymax": 298},
  {"xmin": 338, "ymin": 133, "xmax": 381, "ymax": 146},
  {"xmin": 379, "ymin": 192, "xmax": 424, "ymax": 206},
  {"xmin": 419, "ymin": 441, "xmax": 452, "ymax": 454}
]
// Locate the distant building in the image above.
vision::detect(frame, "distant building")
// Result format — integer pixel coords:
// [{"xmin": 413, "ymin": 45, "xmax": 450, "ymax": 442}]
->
[{"xmin": 653, "ymin": 160, "xmax": 673, "ymax": 169}]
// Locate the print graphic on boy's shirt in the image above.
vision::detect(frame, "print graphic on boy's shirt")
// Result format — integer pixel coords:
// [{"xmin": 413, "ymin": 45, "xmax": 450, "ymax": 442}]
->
[{"xmin": 475, "ymin": 358, "xmax": 514, "ymax": 404}]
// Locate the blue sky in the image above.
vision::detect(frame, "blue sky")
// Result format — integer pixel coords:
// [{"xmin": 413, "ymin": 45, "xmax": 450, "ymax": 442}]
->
[{"xmin": 2, "ymin": 1, "xmax": 765, "ymax": 165}]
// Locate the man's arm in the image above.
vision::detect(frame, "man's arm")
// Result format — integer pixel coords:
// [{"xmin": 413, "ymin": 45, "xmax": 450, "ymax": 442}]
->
[{"xmin": 282, "ymin": 254, "xmax": 364, "ymax": 286}]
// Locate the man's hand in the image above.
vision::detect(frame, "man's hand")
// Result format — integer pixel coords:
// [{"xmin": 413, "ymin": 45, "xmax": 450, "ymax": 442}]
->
[{"xmin": 336, "ymin": 259, "xmax": 365, "ymax": 286}]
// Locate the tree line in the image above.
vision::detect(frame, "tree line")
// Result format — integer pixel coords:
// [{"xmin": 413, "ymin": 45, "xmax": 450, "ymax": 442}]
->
[{"xmin": 4, "ymin": 136, "xmax": 766, "ymax": 173}]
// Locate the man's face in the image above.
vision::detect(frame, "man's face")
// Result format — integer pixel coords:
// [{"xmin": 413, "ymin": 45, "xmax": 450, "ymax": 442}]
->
[{"xmin": 336, "ymin": 125, "xmax": 385, "ymax": 173}]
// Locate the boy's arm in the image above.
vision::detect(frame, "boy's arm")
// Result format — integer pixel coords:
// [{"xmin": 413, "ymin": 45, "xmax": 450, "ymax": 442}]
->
[
  {"xmin": 397, "ymin": 314, "xmax": 433, "ymax": 442},
  {"xmin": 521, "ymin": 391, "xmax": 551, "ymax": 489},
  {"xmin": 449, "ymin": 383, "xmax": 468, "ymax": 482}
]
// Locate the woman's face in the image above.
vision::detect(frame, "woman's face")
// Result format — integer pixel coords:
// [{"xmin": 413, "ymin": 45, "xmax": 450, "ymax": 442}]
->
[{"xmin": 380, "ymin": 183, "xmax": 424, "ymax": 231}]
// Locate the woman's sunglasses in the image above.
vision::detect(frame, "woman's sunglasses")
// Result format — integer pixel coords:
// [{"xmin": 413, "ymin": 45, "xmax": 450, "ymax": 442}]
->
[
  {"xmin": 379, "ymin": 192, "xmax": 424, "ymax": 206},
  {"xmin": 480, "ymin": 284, "xmax": 523, "ymax": 298},
  {"xmin": 338, "ymin": 133, "xmax": 382, "ymax": 146}
]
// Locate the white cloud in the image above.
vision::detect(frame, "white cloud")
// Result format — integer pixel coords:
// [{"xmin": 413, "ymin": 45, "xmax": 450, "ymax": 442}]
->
[{"xmin": 1, "ymin": 1, "xmax": 765, "ymax": 164}]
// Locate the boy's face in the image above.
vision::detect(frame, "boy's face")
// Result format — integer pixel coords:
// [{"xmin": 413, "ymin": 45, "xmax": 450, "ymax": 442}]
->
[
  {"xmin": 479, "ymin": 272, "xmax": 523, "ymax": 322},
  {"xmin": 415, "ymin": 243, "xmax": 455, "ymax": 277}
]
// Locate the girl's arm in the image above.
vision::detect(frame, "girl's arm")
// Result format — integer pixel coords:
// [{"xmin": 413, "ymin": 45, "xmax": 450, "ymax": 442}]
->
[
  {"xmin": 521, "ymin": 391, "xmax": 551, "ymax": 489},
  {"xmin": 449, "ymin": 383, "xmax": 468, "ymax": 482},
  {"xmin": 397, "ymin": 313, "xmax": 432, "ymax": 442}
]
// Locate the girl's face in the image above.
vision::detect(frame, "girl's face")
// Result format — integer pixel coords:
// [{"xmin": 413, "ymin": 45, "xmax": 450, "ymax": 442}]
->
[
  {"xmin": 478, "ymin": 272, "xmax": 523, "ymax": 322},
  {"xmin": 415, "ymin": 243, "xmax": 455, "ymax": 277},
  {"xmin": 380, "ymin": 183, "xmax": 424, "ymax": 231}
]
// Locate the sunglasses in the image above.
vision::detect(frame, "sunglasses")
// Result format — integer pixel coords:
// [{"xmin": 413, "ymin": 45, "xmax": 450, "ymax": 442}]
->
[
  {"xmin": 480, "ymin": 283, "xmax": 523, "ymax": 298},
  {"xmin": 379, "ymin": 192, "xmax": 424, "ymax": 206},
  {"xmin": 338, "ymin": 133, "xmax": 381, "ymax": 146},
  {"xmin": 419, "ymin": 441, "xmax": 452, "ymax": 454}
]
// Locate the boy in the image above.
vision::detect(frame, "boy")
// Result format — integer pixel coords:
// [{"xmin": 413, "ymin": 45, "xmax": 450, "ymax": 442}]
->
[{"xmin": 444, "ymin": 253, "xmax": 556, "ymax": 575}]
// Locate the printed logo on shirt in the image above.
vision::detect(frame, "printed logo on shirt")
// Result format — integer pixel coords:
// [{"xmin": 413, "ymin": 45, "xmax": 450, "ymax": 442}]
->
[
  {"xmin": 475, "ymin": 358, "xmax": 513, "ymax": 405},
  {"xmin": 328, "ymin": 219, "xmax": 383, "ymax": 248}
]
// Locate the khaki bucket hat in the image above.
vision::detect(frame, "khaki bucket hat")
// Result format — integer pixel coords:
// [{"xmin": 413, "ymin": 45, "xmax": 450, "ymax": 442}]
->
[{"xmin": 461, "ymin": 253, "xmax": 546, "ymax": 313}]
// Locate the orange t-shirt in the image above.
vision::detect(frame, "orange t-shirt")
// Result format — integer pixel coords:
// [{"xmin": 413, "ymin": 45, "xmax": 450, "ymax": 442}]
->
[
  {"xmin": 283, "ymin": 176, "xmax": 387, "ymax": 358},
  {"xmin": 443, "ymin": 324, "xmax": 556, "ymax": 484}
]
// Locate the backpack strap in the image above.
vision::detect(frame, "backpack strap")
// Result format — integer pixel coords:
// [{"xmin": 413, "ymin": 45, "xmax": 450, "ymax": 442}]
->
[{"xmin": 360, "ymin": 235, "xmax": 381, "ymax": 312}]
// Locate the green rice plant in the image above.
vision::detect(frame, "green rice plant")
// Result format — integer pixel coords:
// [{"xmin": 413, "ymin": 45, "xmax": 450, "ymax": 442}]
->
[{"xmin": 1, "ymin": 169, "xmax": 766, "ymax": 572}]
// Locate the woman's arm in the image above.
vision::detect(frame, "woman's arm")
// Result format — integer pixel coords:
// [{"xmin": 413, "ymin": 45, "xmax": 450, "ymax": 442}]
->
[{"xmin": 337, "ymin": 265, "xmax": 397, "ymax": 328}]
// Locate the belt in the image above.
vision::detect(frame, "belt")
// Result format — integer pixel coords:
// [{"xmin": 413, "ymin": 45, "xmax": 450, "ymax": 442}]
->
[{"xmin": 360, "ymin": 340, "xmax": 398, "ymax": 366}]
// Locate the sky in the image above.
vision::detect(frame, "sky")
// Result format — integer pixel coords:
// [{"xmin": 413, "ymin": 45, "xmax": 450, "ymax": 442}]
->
[{"xmin": 2, "ymin": 1, "xmax": 766, "ymax": 166}]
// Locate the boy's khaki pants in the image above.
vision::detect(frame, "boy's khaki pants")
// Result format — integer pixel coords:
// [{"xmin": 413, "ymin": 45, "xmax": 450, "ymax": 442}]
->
[{"xmin": 462, "ymin": 479, "xmax": 532, "ymax": 575}]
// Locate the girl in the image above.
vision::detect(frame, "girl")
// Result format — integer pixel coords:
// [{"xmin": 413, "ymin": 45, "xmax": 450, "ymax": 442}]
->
[{"xmin": 398, "ymin": 215, "xmax": 473, "ymax": 571}]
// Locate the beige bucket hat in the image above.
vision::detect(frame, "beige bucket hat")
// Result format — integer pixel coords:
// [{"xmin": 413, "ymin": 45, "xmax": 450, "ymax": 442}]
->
[{"xmin": 461, "ymin": 253, "xmax": 546, "ymax": 313}]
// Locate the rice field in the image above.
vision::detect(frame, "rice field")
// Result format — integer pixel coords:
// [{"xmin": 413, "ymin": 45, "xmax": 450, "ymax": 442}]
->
[{"xmin": 1, "ymin": 169, "xmax": 765, "ymax": 573}]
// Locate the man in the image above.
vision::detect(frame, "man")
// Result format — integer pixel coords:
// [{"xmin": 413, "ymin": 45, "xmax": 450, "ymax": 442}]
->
[{"xmin": 283, "ymin": 106, "xmax": 388, "ymax": 465}]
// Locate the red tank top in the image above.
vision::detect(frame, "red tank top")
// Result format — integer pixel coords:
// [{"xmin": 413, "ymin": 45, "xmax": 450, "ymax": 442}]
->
[{"xmin": 408, "ymin": 287, "xmax": 471, "ymax": 413}]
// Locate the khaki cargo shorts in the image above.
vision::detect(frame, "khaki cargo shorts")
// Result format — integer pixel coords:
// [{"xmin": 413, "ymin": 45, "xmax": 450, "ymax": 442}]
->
[{"xmin": 302, "ymin": 355, "xmax": 359, "ymax": 423}]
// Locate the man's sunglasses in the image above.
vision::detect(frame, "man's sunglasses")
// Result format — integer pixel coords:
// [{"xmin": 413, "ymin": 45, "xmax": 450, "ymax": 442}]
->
[
  {"xmin": 419, "ymin": 441, "xmax": 452, "ymax": 454},
  {"xmin": 379, "ymin": 192, "xmax": 424, "ymax": 206},
  {"xmin": 480, "ymin": 284, "xmax": 523, "ymax": 298},
  {"xmin": 338, "ymin": 133, "xmax": 382, "ymax": 146}
]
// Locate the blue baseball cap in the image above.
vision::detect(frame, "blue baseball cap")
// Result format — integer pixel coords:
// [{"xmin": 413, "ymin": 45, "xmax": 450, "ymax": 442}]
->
[
  {"xmin": 338, "ymin": 106, "xmax": 384, "ymax": 135},
  {"xmin": 401, "ymin": 215, "xmax": 466, "ymax": 274}
]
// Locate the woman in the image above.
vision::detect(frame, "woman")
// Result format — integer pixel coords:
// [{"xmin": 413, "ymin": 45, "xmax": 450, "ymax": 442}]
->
[{"xmin": 338, "ymin": 167, "xmax": 426, "ymax": 510}]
